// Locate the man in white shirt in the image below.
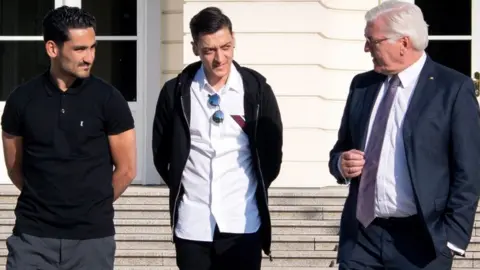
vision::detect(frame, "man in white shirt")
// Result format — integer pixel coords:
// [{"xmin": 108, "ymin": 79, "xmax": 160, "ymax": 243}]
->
[
  {"xmin": 329, "ymin": 1, "xmax": 480, "ymax": 269},
  {"xmin": 152, "ymin": 6, "xmax": 283, "ymax": 270}
]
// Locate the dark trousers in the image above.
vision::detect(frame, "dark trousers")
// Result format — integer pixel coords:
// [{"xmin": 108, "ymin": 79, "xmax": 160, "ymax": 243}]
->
[
  {"xmin": 339, "ymin": 216, "xmax": 454, "ymax": 270},
  {"xmin": 174, "ymin": 226, "xmax": 262, "ymax": 270},
  {"xmin": 6, "ymin": 233, "xmax": 116, "ymax": 270}
]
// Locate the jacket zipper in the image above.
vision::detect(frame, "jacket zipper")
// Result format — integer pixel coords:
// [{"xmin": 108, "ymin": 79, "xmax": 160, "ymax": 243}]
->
[
  {"xmin": 171, "ymin": 91, "xmax": 191, "ymax": 242},
  {"xmin": 254, "ymin": 103, "xmax": 273, "ymax": 262}
]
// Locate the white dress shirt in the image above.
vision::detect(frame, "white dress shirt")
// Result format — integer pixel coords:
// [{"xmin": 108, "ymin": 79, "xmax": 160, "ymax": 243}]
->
[
  {"xmin": 364, "ymin": 54, "xmax": 426, "ymax": 219},
  {"xmin": 174, "ymin": 64, "xmax": 261, "ymax": 242},
  {"xmin": 343, "ymin": 52, "xmax": 463, "ymax": 254}
]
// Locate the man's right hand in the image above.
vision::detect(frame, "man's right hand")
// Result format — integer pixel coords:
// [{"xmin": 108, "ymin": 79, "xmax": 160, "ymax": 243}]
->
[{"xmin": 340, "ymin": 149, "xmax": 365, "ymax": 178}]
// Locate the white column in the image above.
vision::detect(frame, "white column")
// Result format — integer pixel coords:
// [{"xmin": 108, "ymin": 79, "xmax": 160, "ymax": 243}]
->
[
  {"xmin": 144, "ymin": 0, "xmax": 163, "ymax": 185},
  {"xmin": 472, "ymin": 0, "xmax": 479, "ymax": 80}
]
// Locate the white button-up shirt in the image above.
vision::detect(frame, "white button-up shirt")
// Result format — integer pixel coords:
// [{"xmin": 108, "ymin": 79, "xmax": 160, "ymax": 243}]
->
[
  {"xmin": 174, "ymin": 64, "xmax": 261, "ymax": 242},
  {"xmin": 365, "ymin": 53, "xmax": 427, "ymax": 219}
]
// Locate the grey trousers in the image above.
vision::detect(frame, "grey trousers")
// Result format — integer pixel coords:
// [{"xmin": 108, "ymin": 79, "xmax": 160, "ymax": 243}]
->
[{"xmin": 5, "ymin": 233, "xmax": 116, "ymax": 270}]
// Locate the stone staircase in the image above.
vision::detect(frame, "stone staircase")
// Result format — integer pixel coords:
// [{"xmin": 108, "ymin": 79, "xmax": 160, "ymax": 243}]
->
[{"xmin": 0, "ymin": 184, "xmax": 478, "ymax": 269}]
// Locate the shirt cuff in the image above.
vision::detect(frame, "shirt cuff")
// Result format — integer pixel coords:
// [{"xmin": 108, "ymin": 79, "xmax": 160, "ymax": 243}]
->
[
  {"xmin": 447, "ymin": 242, "xmax": 465, "ymax": 256},
  {"xmin": 337, "ymin": 157, "xmax": 350, "ymax": 185}
]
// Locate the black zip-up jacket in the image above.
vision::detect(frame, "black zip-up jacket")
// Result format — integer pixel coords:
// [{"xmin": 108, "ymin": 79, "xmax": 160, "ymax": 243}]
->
[{"xmin": 152, "ymin": 60, "xmax": 283, "ymax": 258}]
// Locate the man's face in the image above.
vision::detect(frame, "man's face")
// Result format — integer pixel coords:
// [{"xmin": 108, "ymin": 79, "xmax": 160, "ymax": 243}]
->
[
  {"xmin": 364, "ymin": 18, "xmax": 404, "ymax": 75},
  {"xmin": 192, "ymin": 26, "xmax": 235, "ymax": 80},
  {"xmin": 55, "ymin": 27, "xmax": 96, "ymax": 79}
]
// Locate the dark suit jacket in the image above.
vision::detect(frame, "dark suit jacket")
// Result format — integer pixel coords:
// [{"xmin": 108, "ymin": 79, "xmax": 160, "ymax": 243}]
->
[{"xmin": 329, "ymin": 56, "xmax": 480, "ymax": 263}]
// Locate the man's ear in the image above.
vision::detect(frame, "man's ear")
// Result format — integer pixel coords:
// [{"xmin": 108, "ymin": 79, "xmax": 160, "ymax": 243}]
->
[
  {"xmin": 399, "ymin": 36, "xmax": 409, "ymax": 56},
  {"xmin": 45, "ymin": 40, "xmax": 59, "ymax": 58},
  {"xmin": 191, "ymin": 41, "xmax": 199, "ymax": 56}
]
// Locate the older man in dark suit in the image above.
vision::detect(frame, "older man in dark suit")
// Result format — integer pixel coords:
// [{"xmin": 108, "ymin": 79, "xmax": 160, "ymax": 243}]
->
[{"xmin": 329, "ymin": 1, "xmax": 480, "ymax": 269}]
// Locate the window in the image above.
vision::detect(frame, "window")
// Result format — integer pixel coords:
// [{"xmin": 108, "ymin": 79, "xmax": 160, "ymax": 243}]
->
[
  {"xmin": 92, "ymin": 41, "xmax": 137, "ymax": 101},
  {"xmin": 415, "ymin": 0, "xmax": 472, "ymax": 76},
  {"xmin": 81, "ymin": 0, "xmax": 138, "ymax": 101},
  {"xmin": 0, "ymin": 42, "xmax": 50, "ymax": 100},
  {"xmin": 0, "ymin": 0, "xmax": 54, "ymax": 100},
  {"xmin": 0, "ymin": 0, "xmax": 159, "ymax": 185},
  {"xmin": 415, "ymin": 0, "xmax": 470, "ymax": 36},
  {"xmin": 0, "ymin": 0, "xmax": 138, "ymax": 102}
]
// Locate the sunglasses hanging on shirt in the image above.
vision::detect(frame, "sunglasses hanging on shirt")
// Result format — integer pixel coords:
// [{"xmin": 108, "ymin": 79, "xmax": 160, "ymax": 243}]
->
[{"xmin": 208, "ymin": 93, "xmax": 224, "ymax": 124}]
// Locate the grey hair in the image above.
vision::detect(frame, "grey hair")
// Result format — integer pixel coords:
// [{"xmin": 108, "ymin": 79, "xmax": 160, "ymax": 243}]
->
[{"xmin": 365, "ymin": 0, "xmax": 429, "ymax": 51}]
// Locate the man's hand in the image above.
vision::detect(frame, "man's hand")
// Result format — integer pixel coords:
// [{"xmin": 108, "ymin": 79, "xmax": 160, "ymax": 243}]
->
[{"xmin": 340, "ymin": 149, "xmax": 365, "ymax": 178}]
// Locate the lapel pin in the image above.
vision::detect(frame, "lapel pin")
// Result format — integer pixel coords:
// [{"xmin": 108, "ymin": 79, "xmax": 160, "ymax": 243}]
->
[{"xmin": 429, "ymin": 76, "xmax": 434, "ymax": 80}]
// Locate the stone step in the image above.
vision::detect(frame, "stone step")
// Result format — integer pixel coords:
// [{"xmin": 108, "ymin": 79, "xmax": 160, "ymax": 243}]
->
[
  {"xmin": 2, "ymin": 230, "xmax": 480, "ymax": 253},
  {"xmin": 0, "ymin": 186, "xmax": 350, "ymax": 206},
  {"xmin": 0, "ymin": 204, "xmax": 339, "ymax": 220},
  {"xmin": 0, "ymin": 194, "xmax": 348, "ymax": 207},
  {"xmin": 0, "ymin": 248, "xmax": 478, "ymax": 268},
  {"xmin": 3, "ymin": 216, "xmax": 480, "ymax": 245},
  {"xmin": 0, "ymin": 186, "xmax": 349, "ymax": 197},
  {"xmin": 0, "ymin": 248, "xmax": 337, "ymax": 267},
  {"xmin": 112, "ymin": 268, "xmax": 480, "ymax": 270},
  {"xmin": 115, "ymin": 266, "xmax": 338, "ymax": 270},
  {"xmin": 0, "ymin": 233, "xmax": 338, "ymax": 251},
  {"xmin": 4, "ymin": 200, "xmax": 480, "ymax": 221},
  {"xmin": 5, "ymin": 203, "xmax": 480, "ymax": 221},
  {"xmin": 0, "ymin": 218, "xmax": 341, "ymax": 234}
]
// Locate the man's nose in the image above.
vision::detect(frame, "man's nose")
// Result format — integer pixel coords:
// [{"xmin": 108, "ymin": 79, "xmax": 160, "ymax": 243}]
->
[
  {"xmin": 84, "ymin": 50, "xmax": 95, "ymax": 64},
  {"xmin": 364, "ymin": 41, "xmax": 370, "ymax": 53},
  {"xmin": 215, "ymin": 51, "xmax": 225, "ymax": 62}
]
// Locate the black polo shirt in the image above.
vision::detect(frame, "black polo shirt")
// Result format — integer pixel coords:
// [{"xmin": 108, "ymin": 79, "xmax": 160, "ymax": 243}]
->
[{"xmin": 1, "ymin": 71, "xmax": 134, "ymax": 239}]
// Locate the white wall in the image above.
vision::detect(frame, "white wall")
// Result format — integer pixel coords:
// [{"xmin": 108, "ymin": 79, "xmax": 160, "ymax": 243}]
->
[{"xmin": 161, "ymin": 0, "xmax": 380, "ymax": 187}]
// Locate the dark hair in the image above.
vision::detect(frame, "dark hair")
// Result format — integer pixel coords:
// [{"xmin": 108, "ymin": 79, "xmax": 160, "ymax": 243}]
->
[
  {"xmin": 42, "ymin": 6, "xmax": 96, "ymax": 46},
  {"xmin": 189, "ymin": 7, "xmax": 232, "ymax": 43}
]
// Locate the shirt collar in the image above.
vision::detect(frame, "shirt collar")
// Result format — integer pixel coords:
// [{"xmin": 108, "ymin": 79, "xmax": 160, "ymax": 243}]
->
[
  {"xmin": 390, "ymin": 52, "xmax": 427, "ymax": 88},
  {"xmin": 42, "ymin": 68, "xmax": 90, "ymax": 96},
  {"xmin": 193, "ymin": 63, "xmax": 243, "ymax": 94}
]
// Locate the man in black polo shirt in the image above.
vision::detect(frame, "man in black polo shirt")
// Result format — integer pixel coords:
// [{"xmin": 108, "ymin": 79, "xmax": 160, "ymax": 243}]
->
[{"xmin": 1, "ymin": 6, "xmax": 136, "ymax": 270}]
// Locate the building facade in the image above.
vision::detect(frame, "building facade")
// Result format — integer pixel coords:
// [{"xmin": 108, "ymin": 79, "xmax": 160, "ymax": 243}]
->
[{"xmin": 0, "ymin": 0, "xmax": 478, "ymax": 187}]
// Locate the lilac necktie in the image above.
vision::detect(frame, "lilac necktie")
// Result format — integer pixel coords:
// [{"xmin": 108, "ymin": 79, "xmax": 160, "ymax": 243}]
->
[{"xmin": 356, "ymin": 75, "xmax": 401, "ymax": 228}]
